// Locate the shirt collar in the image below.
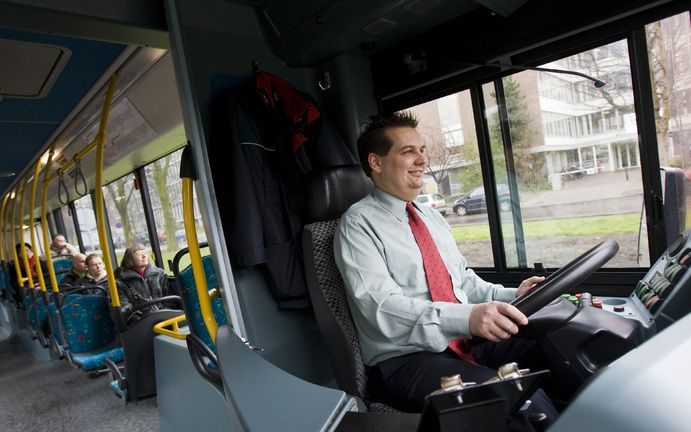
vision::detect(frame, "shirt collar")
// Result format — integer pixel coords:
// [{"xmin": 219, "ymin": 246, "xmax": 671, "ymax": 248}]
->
[{"xmin": 371, "ymin": 187, "xmax": 421, "ymax": 222}]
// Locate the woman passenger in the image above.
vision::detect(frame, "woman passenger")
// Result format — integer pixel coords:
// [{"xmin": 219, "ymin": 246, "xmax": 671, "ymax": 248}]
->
[{"xmin": 116, "ymin": 244, "xmax": 170, "ymax": 312}]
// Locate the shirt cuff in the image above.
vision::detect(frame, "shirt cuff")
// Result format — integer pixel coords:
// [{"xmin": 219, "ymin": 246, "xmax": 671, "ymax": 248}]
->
[
  {"xmin": 438, "ymin": 302, "xmax": 473, "ymax": 338},
  {"xmin": 494, "ymin": 287, "xmax": 518, "ymax": 302}
]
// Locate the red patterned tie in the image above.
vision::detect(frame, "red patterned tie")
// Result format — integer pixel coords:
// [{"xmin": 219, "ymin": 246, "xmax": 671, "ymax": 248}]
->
[{"xmin": 406, "ymin": 202, "xmax": 475, "ymax": 363}]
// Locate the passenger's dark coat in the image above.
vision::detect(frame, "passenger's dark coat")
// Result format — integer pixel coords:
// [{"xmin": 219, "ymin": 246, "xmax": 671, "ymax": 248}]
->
[
  {"xmin": 210, "ymin": 73, "xmax": 356, "ymax": 308},
  {"xmin": 115, "ymin": 265, "xmax": 169, "ymax": 308},
  {"xmin": 59, "ymin": 268, "xmax": 85, "ymax": 287}
]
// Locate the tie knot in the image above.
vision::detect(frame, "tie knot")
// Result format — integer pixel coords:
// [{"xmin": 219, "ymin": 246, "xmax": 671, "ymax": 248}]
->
[{"xmin": 406, "ymin": 202, "xmax": 417, "ymax": 216}]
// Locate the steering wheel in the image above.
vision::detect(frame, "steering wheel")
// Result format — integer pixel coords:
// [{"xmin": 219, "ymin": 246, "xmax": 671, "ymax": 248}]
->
[{"xmin": 510, "ymin": 240, "xmax": 619, "ymax": 317}]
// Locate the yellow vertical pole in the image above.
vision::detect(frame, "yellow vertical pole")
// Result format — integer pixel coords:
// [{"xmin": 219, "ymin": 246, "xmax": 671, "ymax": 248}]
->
[
  {"xmin": 182, "ymin": 177, "xmax": 218, "ymax": 341},
  {"xmin": 19, "ymin": 175, "xmax": 34, "ymax": 288},
  {"xmin": 93, "ymin": 75, "xmax": 120, "ymax": 307},
  {"xmin": 41, "ymin": 148, "xmax": 60, "ymax": 293},
  {"xmin": 29, "ymin": 157, "xmax": 47, "ymax": 292},
  {"xmin": 10, "ymin": 188, "xmax": 25, "ymax": 287},
  {"xmin": 0, "ymin": 194, "xmax": 8, "ymax": 262}
]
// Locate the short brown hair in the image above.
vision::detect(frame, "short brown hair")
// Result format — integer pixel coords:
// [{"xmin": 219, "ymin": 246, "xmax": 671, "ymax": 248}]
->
[{"xmin": 357, "ymin": 111, "xmax": 418, "ymax": 177}]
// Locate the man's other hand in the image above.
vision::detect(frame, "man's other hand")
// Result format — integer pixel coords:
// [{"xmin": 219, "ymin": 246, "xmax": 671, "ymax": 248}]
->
[
  {"xmin": 469, "ymin": 301, "xmax": 528, "ymax": 342},
  {"xmin": 517, "ymin": 276, "xmax": 545, "ymax": 297}
]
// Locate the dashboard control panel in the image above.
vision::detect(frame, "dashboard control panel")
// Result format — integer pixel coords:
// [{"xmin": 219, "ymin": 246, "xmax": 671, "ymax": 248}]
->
[{"xmin": 565, "ymin": 230, "xmax": 691, "ymax": 332}]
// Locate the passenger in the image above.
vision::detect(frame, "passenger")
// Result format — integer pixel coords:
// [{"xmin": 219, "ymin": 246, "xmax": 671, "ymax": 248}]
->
[
  {"xmin": 116, "ymin": 244, "xmax": 170, "ymax": 312},
  {"xmin": 50, "ymin": 234, "xmax": 79, "ymax": 258},
  {"xmin": 15, "ymin": 243, "xmax": 38, "ymax": 278},
  {"xmin": 83, "ymin": 253, "xmax": 109, "ymax": 288},
  {"xmin": 59, "ymin": 253, "xmax": 88, "ymax": 287},
  {"xmin": 334, "ymin": 112, "xmax": 558, "ymax": 427}
]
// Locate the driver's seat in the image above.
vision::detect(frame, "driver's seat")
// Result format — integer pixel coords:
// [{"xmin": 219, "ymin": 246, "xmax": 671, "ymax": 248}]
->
[{"xmin": 302, "ymin": 165, "xmax": 398, "ymax": 412}]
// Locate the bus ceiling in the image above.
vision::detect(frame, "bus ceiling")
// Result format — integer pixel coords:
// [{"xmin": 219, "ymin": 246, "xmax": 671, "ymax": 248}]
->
[{"xmin": 0, "ymin": 0, "xmax": 682, "ymax": 201}]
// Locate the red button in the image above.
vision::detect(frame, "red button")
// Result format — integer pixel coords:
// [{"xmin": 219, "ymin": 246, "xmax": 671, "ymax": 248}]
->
[
  {"xmin": 592, "ymin": 299, "xmax": 602, "ymax": 308},
  {"xmin": 614, "ymin": 305, "xmax": 625, "ymax": 312},
  {"xmin": 575, "ymin": 293, "xmax": 582, "ymax": 299}
]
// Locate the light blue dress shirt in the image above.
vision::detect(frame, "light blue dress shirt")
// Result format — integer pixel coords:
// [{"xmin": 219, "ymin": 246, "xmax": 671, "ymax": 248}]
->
[{"xmin": 334, "ymin": 187, "xmax": 517, "ymax": 365}]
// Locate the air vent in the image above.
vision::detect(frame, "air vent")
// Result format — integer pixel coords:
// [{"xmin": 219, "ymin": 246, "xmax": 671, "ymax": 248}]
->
[
  {"xmin": 0, "ymin": 39, "xmax": 70, "ymax": 99},
  {"xmin": 362, "ymin": 18, "xmax": 398, "ymax": 35},
  {"xmin": 403, "ymin": 0, "xmax": 442, "ymax": 14}
]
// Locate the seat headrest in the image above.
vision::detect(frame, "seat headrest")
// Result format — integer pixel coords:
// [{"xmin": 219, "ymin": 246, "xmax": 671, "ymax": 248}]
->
[{"xmin": 305, "ymin": 165, "xmax": 373, "ymax": 222}]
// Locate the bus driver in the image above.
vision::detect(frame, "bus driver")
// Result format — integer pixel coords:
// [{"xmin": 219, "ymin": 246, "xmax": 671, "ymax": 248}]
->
[{"xmin": 333, "ymin": 112, "xmax": 558, "ymax": 429}]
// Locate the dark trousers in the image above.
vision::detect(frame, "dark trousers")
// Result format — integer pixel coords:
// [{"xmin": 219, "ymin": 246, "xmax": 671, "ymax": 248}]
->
[{"xmin": 367, "ymin": 338, "xmax": 559, "ymax": 430}]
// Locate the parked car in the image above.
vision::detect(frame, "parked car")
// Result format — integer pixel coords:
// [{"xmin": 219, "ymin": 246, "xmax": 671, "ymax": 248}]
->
[
  {"xmin": 453, "ymin": 184, "xmax": 511, "ymax": 216},
  {"xmin": 415, "ymin": 193, "xmax": 447, "ymax": 216}
]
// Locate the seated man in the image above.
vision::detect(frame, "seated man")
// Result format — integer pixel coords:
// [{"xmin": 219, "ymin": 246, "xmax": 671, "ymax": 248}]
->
[
  {"xmin": 59, "ymin": 253, "xmax": 88, "ymax": 287},
  {"xmin": 50, "ymin": 234, "xmax": 79, "ymax": 258},
  {"xmin": 333, "ymin": 112, "xmax": 557, "ymax": 428},
  {"xmin": 84, "ymin": 253, "xmax": 109, "ymax": 288}
]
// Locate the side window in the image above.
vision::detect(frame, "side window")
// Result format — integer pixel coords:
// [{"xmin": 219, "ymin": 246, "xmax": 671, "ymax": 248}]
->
[
  {"xmin": 469, "ymin": 188, "xmax": 484, "ymax": 199},
  {"xmin": 144, "ymin": 148, "xmax": 209, "ymax": 274},
  {"xmin": 74, "ymin": 195, "xmax": 100, "ymax": 254},
  {"xmin": 646, "ymin": 12, "xmax": 691, "ymax": 249},
  {"xmin": 103, "ymin": 173, "xmax": 151, "ymax": 264},
  {"xmin": 433, "ymin": 194, "xmax": 443, "ymax": 201},
  {"xmin": 59, "ymin": 206, "xmax": 79, "ymax": 250}
]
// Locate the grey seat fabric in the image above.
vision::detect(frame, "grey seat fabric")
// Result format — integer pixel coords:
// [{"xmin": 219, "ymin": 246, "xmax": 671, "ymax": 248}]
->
[
  {"xmin": 302, "ymin": 165, "xmax": 397, "ymax": 412},
  {"xmin": 303, "ymin": 219, "xmax": 367, "ymax": 398}
]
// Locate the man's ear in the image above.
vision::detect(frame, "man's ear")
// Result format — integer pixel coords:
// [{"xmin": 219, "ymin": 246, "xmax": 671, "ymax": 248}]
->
[{"xmin": 368, "ymin": 153, "xmax": 382, "ymax": 175}]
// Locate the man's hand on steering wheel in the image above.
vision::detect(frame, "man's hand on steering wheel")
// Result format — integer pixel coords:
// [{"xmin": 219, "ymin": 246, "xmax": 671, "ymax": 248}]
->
[
  {"xmin": 469, "ymin": 301, "xmax": 528, "ymax": 342},
  {"xmin": 517, "ymin": 276, "xmax": 546, "ymax": 297}
]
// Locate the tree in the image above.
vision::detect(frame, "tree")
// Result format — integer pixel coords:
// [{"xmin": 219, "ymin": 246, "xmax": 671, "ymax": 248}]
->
[
  {"xmin": 106, "ymin": 180, "xmax": 135, "ymax": 245},
  {"xmin": 577, "ymin": 23, "xmax": 688, "ymax": 168},
  {"xmin": 489, "ymin": 77, "xmax": 544, "ymax": 189},
  {"xmin": 420, "ymin": 128, "xmax": 455, "ymax": 194},
  {"xmin": 150, "ymin": 157, "xmax": 179, "ymax": 253}
]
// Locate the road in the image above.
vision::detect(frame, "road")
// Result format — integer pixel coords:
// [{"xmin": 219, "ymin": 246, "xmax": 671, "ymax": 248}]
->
[{"xmin": 445, "ymin": 195, "xmax": 642, "ymax": 226}]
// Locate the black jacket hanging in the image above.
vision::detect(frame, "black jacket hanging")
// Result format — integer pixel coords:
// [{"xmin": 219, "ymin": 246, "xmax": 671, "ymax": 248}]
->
[{"xmin": 209, "ymin": 72, "xmax": 356, "ymax": 308}]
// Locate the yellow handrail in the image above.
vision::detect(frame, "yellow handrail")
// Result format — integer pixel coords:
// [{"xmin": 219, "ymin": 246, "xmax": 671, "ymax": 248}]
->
[
  {"xmin": 29, "ymin": 158, "xmax": 47, "ymax": 292},
  {"xmin": 41, "ymin": 147, "xmax": 60, "ymax": 293},
  {"xmin": 18, "ymin": 175, "xmax": 34, "ymax": 288},
  {"xmin": 10, "ymin": 188, "xmax": 25, "ymax": 287},
  {"xmin": 0, "ymin": 194, "xmax": 9, "ymax": 262},
  {"xmin": 92, "ymin": 74, "xmax": 120, "ymax": 307},
  {"xmin": 153, "ymin": 314, "xmax": 188, "ymax": 340},
  {"xmin": 182, "ymin": 177, "xmax": 218, "ymax": 342}
]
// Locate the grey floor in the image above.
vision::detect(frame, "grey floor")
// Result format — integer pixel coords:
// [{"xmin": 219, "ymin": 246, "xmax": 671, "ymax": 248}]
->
[{"xmin": 0, "ymin": 336, "xmax": 158, "ymax": 432}]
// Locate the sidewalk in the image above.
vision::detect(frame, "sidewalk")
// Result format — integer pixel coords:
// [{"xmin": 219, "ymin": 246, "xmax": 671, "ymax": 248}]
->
[{"xmin": 519, "ymin": 169, "xmax": 643, "ymax": 208}]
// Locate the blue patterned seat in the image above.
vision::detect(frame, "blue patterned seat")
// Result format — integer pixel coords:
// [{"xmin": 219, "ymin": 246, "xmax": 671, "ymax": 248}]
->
[
  {"xmin": 24, "ymin": 293, "xmax": 44, "ymax": 333},
  {"xmin": 0, "ymin": 267, "xmax": 6, "ymax": 297},
  {"xmin": 52, "ymin": 259, "xmax": 73, "ymax": 283},
  {"xmin": 176, "ymin": 254, "xmax": 228, "ymax": 350},
  {"xmin": 60, "ymin": 293, "xmax": 123, "ymax": 371}
]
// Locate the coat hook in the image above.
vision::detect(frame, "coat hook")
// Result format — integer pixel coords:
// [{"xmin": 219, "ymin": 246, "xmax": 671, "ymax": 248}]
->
[{"xmin": 317, "ymin": 71, "xmax": 331, "ymax": 91}]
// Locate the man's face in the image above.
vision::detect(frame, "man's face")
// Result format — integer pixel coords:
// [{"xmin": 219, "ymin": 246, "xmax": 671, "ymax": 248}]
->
[
  {"xmin": 54, "ymin": 236, "xmax": 66, "ymax": 248},
  {"xmin": 73, "ymin": 255, "xmax": 87, "ymax": 273},
  {"xmin": 368, "ymin": 127, "xmax": 427, "ymax": 202}
]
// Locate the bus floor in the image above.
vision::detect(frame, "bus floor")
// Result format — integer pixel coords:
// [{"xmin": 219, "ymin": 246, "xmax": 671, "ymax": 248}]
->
[{"xmin": 0, "ymin": 338, "xmax": 158, "ymax": 431}]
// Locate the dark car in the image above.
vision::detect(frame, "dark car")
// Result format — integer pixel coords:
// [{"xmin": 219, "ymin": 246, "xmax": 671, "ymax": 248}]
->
[{"xmin": 452, "ymin": 184, "xmax": 511, "ymax": 216}]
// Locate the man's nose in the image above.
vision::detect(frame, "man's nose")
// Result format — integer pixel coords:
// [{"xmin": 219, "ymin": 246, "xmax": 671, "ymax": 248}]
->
[{"xmin": 414, "ymin": 151, "xmax": 427, "ymax": 165}]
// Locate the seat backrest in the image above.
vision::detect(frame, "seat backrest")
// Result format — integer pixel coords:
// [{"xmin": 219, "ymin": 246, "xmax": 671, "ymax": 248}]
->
[
  {"xmin": 60, "ymin": 293, "xmax": 118, "ymax": 353},
  {"xmin": 172, "ymin": 246, "xmax": 228, "ymax": 351},
  {"xmin": 302, "ymin": 165, "xmax": 373, "ymax": 399}
]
